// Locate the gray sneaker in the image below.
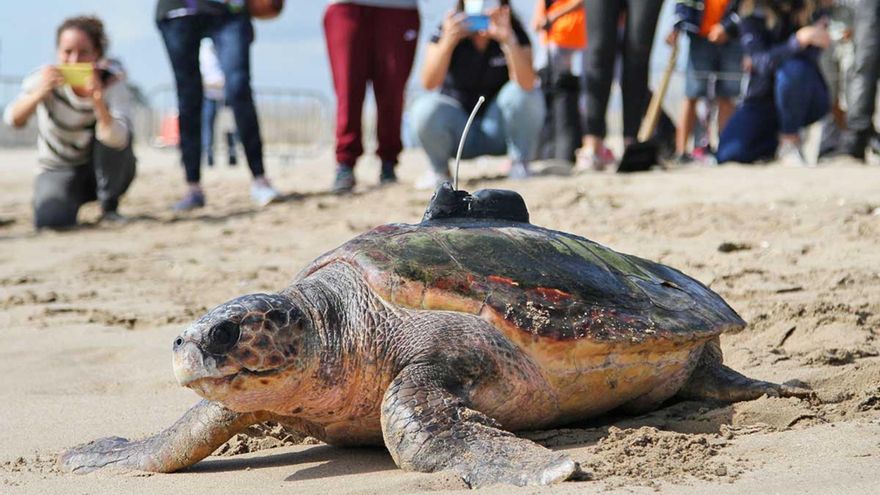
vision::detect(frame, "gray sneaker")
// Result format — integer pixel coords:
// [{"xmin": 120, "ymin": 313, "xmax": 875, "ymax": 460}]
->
[
  {"xmin": 172, "ymin": 190, "xmax": 206, "ymax": 212},
  {"xmin": 332, "ymin": 165, "xmax": 356, "ymax": 194},
  {"xmin": 99, "ymin": 211, "xmax": 129, "ymax": 224},
  {"xmin": 508, "ymin": 160, "xmax": 531, "ymax": 180}
]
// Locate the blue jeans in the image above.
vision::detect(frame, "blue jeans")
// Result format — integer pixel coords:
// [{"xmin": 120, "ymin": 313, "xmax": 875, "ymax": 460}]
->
[
  {"xmin": 685, "ymin": 35, "xmax": 743, "ymax": 99},
  {"xmin": 201, "ymin": 98, "xmax": 239, "ymax": 164},
  {"xmin": 775, "ymin": 57, "xmax": 829, "ymax": 135},
  {"xmin": 409, "ymin": 82, "xmax": 546, "ymax": 175},
  {"xmin": 157, "ymin": 14, "xmax": 263, "ymax": 183},
  {"xmin": 717, "ymin": 58, "xmax": 828, "ymax": 163}
]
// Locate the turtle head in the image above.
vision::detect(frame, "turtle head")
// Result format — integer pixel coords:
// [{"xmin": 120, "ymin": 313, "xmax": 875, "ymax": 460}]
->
[{"xmin": 172, "ymin": 293, "xmax": 308, "ymax": 411}]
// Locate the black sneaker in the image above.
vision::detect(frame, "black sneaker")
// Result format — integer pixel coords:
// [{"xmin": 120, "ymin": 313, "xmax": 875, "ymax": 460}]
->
[
  {"xmin": 845, "ymin": 129, "xmax": 873, "ymax": 161},
  {"xmin": 332, "ymin": 165, "xmax": 356, "ymax": 194},
  {"xmin": 869, "ymin": 133, "xmax": 880, "ymax": 161},
  {"xmin": 673, "ymin": 153, "xmax": 695, "ymax": 165},
  {"xmin": 379, "ymin": 161, "xmax": 397, "ymax": 184}
]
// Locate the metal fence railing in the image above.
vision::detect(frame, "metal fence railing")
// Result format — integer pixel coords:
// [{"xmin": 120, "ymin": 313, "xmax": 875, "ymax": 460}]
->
[
  {"xmin": 1, "ymin": 76, "xmax": 333, "ymax": 165},
  {"xmin": 0, "ymin": 76, "xmax": 38, "ymax": 147},
  {"xmin": 144, "ymin": 84, "xmax": 333, "ymax": 165}
]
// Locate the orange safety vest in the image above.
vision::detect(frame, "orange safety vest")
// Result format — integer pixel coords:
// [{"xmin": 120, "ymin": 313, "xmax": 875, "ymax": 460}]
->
[{"xmin": 536, "ymin": 0, "xmax": 587, "ymax": 50}]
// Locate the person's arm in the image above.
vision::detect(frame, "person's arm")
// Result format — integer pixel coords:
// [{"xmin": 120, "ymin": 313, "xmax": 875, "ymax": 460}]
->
[
  {"xmin": 421, "ymin": 12, "xmax": 469, "ymax": 90},
  {"xmin": 489, "ymin": 7, "xmax": 538, "ymax": 91},
  {"xmin": 93, "ymin": 75, "xmax": 131, "ymax": 149},
  {"xmin": 719, "ymin": 0, "xmax": 743, "ymax": 38},
  {"xmin": 3, "ymin": 66, "xmax": 64, "ymax": 128},
  {"xmin": 740, "ymin": 15, "xmax": 829, "ymax": 76}
]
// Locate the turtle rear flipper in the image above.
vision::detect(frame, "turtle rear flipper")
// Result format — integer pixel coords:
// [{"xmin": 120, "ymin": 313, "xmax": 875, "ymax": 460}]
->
[
  {"xmin": 677, "ymin": 338, "xmax": 813, "ymax": 402},
  {"xmin": 381, "ymin": 364, "xmax": 582, "ymax": 488},
  {"xmin": 60, "ymin": 400, "xmax": 271, "ymax": 473}
]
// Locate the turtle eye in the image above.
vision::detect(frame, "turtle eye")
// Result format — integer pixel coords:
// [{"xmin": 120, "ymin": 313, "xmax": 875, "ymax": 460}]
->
[{"xmin": 205, "ymin": 320, "xmax": 241, "ymax": 355}]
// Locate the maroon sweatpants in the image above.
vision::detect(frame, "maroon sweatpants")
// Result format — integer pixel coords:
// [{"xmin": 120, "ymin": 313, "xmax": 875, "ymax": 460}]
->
[{"xmin": 323, "ymin": 3, "xmax": 420, "ymax": 167}]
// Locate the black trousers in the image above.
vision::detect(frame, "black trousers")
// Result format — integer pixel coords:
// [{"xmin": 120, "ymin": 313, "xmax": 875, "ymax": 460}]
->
[
  {"xmin": 33, "ymin": 138, "xmax": 136, "ymax": 228},
  {"xmin": 847, "ymin": 0, "xmax": 880, "ymax": 133},
  {"xmin": 582, "ymin": 0, "xmax": 665, "ymax": 139}
]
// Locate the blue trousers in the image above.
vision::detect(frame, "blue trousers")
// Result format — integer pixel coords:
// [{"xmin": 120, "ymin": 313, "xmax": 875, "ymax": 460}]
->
[
  {"xmin": 717, "ymin": 58, "xmax": 828, "ymax": 163},
  {"xmin": 409, "ymin": 82, "xmax": 546, "ymax": 175},
  {"xmin": 158, "ymin": 14, "xmax": 263, "ymax": 183}
]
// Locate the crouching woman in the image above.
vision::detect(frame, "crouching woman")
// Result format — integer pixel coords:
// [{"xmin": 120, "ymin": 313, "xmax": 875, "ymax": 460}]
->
[
  {"xmin": 3, "ymin": 16, "xmax": 136, "ymax": 228},
  {"xmin": 716, "ymin": 0, "xmax": 830, "ymax": 165},
  {"xmin": 410, "ymin": 0, "xmax": 545, "ymax": 188}
]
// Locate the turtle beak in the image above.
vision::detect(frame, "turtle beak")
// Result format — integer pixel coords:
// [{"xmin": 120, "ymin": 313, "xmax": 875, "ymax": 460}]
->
[{"xmin": 172, "ymin": 338, "xmax": 220, "ymax": 387}]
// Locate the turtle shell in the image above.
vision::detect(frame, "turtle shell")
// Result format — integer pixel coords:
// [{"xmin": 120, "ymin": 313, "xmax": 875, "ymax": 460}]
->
[{"xmin": 299, "ymin": 219, "xmax": 745, "ymax": 346}]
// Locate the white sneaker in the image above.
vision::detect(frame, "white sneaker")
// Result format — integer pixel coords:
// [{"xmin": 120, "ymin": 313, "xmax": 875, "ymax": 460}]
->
[
  {"xmin": 575, "ymin": 146, "xmax": 616, "ymax": 172},
  {"xmin": 508, "ymin": 160, "xmax": 530, "ymax": 180},
  {"xmin": 250, "ymin": 181, "xmax": 280, "ymax": 207},
  {"xmin": 415, "ymin": 170, "xmax": 452, "ymax": 191},
  {"xmin": 777, "ymin": 141, "xmax": 809, "ymax": 167}
]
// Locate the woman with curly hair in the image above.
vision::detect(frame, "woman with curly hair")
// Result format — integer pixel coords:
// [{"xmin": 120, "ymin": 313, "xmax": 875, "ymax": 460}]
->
[{"xmin": 3, "ymin": 16, "xmax": 136, "ymax": 228}]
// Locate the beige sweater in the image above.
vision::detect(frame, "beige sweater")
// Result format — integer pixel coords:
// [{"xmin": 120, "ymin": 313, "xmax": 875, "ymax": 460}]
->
[{"xmin": 2, "ymin": 70, "xmax": 131, "ymax": 170}]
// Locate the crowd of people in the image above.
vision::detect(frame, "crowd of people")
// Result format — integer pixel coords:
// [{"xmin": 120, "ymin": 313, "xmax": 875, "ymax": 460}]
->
[{"xmin": 2, "ymin": 0, "xmax": 879, "ymax": 229}]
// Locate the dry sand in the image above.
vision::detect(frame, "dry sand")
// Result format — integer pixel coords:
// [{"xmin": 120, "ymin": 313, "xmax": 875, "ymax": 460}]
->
[{"xmin": 0, "ymin": 146, "xmax": 878, "ymax": 494}]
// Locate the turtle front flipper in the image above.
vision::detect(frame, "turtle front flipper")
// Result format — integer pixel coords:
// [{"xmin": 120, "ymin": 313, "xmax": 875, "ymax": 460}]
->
[
  {"xmin": 60, "ymin": 400, "xmax": 271, "ymax": 474},
  {"xmin": 678, "ymin": 338, "xmax": 813, "ymax": 402},
  {"xmin": 380, "ymin": 364, "xmax": 581, "ymax": 488}
]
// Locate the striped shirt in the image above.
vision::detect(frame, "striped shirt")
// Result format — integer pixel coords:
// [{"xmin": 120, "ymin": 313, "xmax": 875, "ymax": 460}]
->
[{"xmin": 2, "ymin": 70, "xmax": 131, "ymax": 170}]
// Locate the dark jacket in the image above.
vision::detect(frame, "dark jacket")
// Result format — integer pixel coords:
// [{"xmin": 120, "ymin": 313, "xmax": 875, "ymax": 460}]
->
[
  {"xmin": 674, "ymin": 0, "xmax": 743, "ymax": 37},
  {"xmin": 738, "ymin": 7, "xmax": 824, "ymax": 100}
]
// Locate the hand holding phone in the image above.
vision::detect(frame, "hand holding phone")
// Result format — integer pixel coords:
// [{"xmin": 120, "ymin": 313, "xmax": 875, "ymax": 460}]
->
[{"xmin": 463, "ymin": 0, "xmax": 497, "ymax": 33}]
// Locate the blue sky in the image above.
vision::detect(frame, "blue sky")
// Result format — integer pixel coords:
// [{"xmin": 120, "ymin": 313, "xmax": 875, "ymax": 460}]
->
[{"xmin": 0, "ymin": 1, "xmax": 675, "ymax": 99}]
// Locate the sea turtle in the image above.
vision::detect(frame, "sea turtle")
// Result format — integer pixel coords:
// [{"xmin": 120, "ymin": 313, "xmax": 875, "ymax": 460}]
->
[{"xmin": 60, "ymin": 185, "xmax": 807, "ymax": 487}]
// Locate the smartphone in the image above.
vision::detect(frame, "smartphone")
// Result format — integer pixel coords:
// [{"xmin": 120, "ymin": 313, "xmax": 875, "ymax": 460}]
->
[
  {"xmin": 57, "ymin": 63, "xmax": 94, "ymax": 88},
  {"xmin": 463, "ymin": 0, "xmax": 496, "ymax": 32},
  {"xmin": 466, "ymin": 14, "xmax": 489, "ymax": 32}
]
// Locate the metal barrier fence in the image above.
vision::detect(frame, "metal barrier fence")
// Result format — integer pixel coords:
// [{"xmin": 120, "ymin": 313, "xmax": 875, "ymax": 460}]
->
[
  {"xmin": 0, "ymin": 76, "xmax": 38, "ymax": 147},
  {"xmin": 1, "ymin": 77, "xmax": 333, "ymax": 164},
  {"xmin": 144, "ymin": 84, "xmax": 333, "ymax": 164}
]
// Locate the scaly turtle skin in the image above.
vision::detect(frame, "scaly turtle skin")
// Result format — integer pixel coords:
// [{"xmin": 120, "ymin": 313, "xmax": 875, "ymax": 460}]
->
[{"xmin": 60, "ymin": 186, "xmax": 808, "ymax": 487}]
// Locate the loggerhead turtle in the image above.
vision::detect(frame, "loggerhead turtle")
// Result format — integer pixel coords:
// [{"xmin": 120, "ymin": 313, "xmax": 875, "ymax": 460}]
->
[{"xmin": 60, "ymin": 185, "xmax": 807, "ymax": 487}]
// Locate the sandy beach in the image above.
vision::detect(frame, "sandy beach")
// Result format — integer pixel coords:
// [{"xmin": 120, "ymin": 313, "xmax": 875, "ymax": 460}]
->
[{"xmin": 1, "ymin": 145, "xmax": 878, "ymax": 494}]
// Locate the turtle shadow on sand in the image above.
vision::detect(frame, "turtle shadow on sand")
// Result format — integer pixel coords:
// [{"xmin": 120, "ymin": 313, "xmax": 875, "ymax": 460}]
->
[{"xmin": 186, "ymin": 444, "xmax": 398, "ymax": 480}]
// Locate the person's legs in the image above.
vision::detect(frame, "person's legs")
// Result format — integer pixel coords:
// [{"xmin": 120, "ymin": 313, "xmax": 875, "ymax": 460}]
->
[
  {"xmin": 678, "ymin": 36, "xmax": 713, "ymax": 157},
  {"xmin": 323, "ymin": 3, "xmax": 371, "ymax": 169},
  {"xmin": 620, "ymin": 0, "xmax": 665, "ymax": 140},
  {"xmin": 715, "ymin": 39, "xmax": 743, "ymax": 136},
  {"xmin": 490, "ymin": 81, "xmax": 547, "ymax": 174},
  {"xmin": 775, "ymin": 58, "xmax": 830, "ymax": 137},
  {"xmin": 547, "ymin": 46, "xmax": 581, "ymax": 162},
  {"xmin": 157, "ymin": 16, "xmax": 206, "ymax": 185},
  {"xmin": 846, "ymin": 0, "xmax": 880, "ymax": 158},
  {"xmin": 675, "ymin": 98, "xmax": 698, "ymax": 158},
  {"xmin": 93, "ymin": 136, "xmax": 137, "ymax": 215},
  {"xmin": 210, "ymin": 14, "xmax": 265, "ymax": 179},
  {"xmin": 410, "ymin": 93, "xmax": 469, "ymax": 177},
  {"xmin": 370, "ymin": 6, "xmax": 419, "ymax": 173},
  {"xmin": 716, "ymin": 99, "xmax": 780, "ymax": 163},
  {"xmin": 32, "ymin": 166, "xmax": 91, "ymax": 229},
  {"xmin": 818, "ymin": 41, "xmax": 845, "ymax": 155},
  {"xmin": 202, "ymin": 97, "xmax": 218, "ymax": 166},
  {"xmin": 582, "ymin": 0, "xmax": 623, "ymax": 141}
]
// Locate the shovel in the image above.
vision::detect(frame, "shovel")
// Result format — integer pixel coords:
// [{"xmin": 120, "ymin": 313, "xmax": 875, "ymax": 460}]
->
[{"xmin": 617, "ymin": 42, "xmax": 679, "ymax": 173}]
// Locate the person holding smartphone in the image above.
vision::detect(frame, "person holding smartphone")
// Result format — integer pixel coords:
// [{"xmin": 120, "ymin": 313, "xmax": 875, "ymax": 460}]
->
[
  {"xmin": 410, "ymin": 0, "xmax": 545, "ymax": 188},
  {"xmin": 2, "ymin": 16, "xmax": 136, "ymax": 229}
]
